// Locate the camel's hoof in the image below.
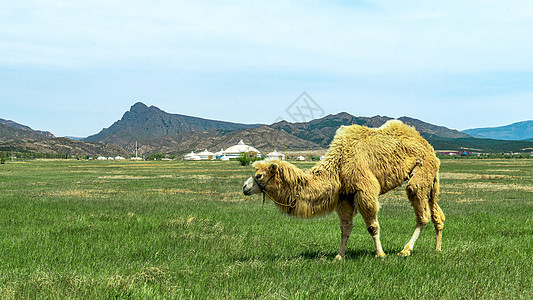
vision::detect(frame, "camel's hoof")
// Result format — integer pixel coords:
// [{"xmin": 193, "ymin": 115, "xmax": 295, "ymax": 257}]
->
[
  {"xmin": 334, "ymin": 254, "xmax": 344, "ymax": 261},
  {"xmin": 375, "ymin": 252, "xmax": 386, "ymax": 259},
  {"xmin": 397, "ymin": 250, "xmax": 411, "ymax": 257}
]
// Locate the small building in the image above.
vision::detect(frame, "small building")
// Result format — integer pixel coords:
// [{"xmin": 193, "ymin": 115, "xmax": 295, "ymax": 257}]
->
[
  {"xmin": 220, "ymin": 155, "xmax": 230, "ymax": 161},
  {"xmin": 266, "ymin": 150, "xmax": 285, "ymax": 160},
  {"xmin": 184, "ymin": 151, "xmax": 198, "ymax": 160},
  {"xmin": 223, "ymin": 140, "xmax": 261, "ymax": 159},
  {"xmin": 214, "ymin": 149, "xmax": 225, "ymax": 159},
  {"xmin": 296, "ymin": 155, "xmax": 305, "ymax": 161},
  {"xmin": 115, "ymin": 156, "xmax": 125, "ymax": 160},
  {"xmin": 320, "ymin": 155, "xmax": 326, "ymax": 161},
  {"xmin": 437, "ymin": 151, "xmax": 460, "ymax": 156},
  {"xmin": 197, "ymin": 149, "xmax": 215, "ymax": 160}
]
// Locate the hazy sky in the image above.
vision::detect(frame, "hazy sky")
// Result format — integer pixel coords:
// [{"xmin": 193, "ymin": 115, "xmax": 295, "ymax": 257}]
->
[{"xmin": 2, "ymin": 1, "xmax": 532, "ymax": 137}]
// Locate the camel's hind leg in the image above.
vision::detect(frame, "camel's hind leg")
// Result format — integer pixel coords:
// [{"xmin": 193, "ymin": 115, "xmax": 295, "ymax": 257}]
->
[
  {"xmin": 335, "ymin": 194, "xmax": 356, "ymax": 260},
  {"xmin": 430, "ymin": 176, "xmax": 445, "ymax": 252},
  {"xmin": 355, "ymin": 186, "xmax": 386, "ymax": 258}
]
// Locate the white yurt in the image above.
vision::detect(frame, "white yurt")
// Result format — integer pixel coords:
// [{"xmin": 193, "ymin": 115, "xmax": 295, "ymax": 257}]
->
[
  {"xmin": 296, "ymin": 155, "xmax": 305, "ymax": 161},
  {"xmin": 219, "ymin": 155, "xmax": 230, "ymax": 161},
  {"xmin": 131, "ymin": 157, "xmax": 143, "ymax": 160},
  {"xmin": 115, "ymin": 156, "xmax": 125, "ymax": 160},
  {"xmin": 197, "ymin": 149, "xmax": 214, "ymax": 160},
  {"xmin": 97, "ymin": 156, "xmax": 107, "ymax": 160},
  {"xmin": 184, "ymin": 151, "xmax": 197, "ymax": 160},
  {"xmin": 214, "ymin": 149, "xmax": 225, "ymax": 159},
  {"xmin": 320, "ymin": 155, "xmax": 326, "ymax": 161},
  {"xmin": 266, "ymin": 150, "xmax": 285, "ymax": 160},
  {"xmin": 223, "ymin": 140, "xmax": 261, "ymax": 158}
]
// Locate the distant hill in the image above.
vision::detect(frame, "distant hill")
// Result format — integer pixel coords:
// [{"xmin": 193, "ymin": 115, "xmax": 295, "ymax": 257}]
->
[
  {"xmin": 463, "ymin": 121, "xmax": 533, "ymax": 141},
  {"xmin": 271, "ymin": 112, "xmax": 471, "ymax": 148},
  {"xmin": 0, "ymin": 123, "xmax": 51, "ymax": 142},
  {"xmin": 428, "ymin": 136, "xmax": 533, "ymax": 153},
  {"xmin": 0, "ymin": 118, "xmax": 127, "ymax": 157},
  {"xmin": 126, "ymin": 126, "xmax": 322, "ymax": 156},
  {"xmin": 0, "ymin": 137, "xmax": 131, "ymax": 157},
  {"xmin": 84, "ymin": 102, "xmax": 262, "ymax": 148},
  {"xmin": 83, "ymin": 104, "xmax": 533, "ymax": 155},
  {"xmin": 0, "ymin": 118, "xmax": 55, "ymax": 139},
  {"xmin": 65, "ymin": 136, "xmax": 85, "ymax": 141},
  {"xmin": 396, "ymin": 117, "xmax": 471, "ymax": 139}
]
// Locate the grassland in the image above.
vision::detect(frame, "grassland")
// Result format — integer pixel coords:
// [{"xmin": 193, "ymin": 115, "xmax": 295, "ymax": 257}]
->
[{"xmin": 0, "ymin": 159, "xmax": 531, "ymax": 299}]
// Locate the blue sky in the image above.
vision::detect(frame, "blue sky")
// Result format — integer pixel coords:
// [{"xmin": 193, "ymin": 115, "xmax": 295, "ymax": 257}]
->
[{"xmin": 1, "ymin": 1, "xmax": 532, "ymax": 137}]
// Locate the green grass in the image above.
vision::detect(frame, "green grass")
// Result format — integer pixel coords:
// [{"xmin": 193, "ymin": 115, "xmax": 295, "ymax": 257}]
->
[{"xmin": 0, "ymin": 159, "xmax": 532, "ymax": 299}]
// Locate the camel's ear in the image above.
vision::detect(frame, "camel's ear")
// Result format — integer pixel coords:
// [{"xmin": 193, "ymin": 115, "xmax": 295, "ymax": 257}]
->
[{"xmin": 269, "ymin": 163, "xmax": 278, "ymax": 174}]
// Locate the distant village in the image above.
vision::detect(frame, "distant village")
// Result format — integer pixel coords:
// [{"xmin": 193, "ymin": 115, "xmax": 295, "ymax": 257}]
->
[{"xmin": 182, "ymin": 140, "xmax": 326, "ymax": 161}]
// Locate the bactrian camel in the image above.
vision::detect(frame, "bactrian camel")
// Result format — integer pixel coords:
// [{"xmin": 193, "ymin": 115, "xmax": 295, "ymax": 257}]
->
[{"xmin": 242, "ymin": 120, "xmax": 445, "ymax": 258}]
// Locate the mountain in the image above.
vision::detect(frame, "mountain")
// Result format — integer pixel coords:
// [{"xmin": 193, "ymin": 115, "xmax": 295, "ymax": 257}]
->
[
  {"xmin": 86, "ymin": 104, "xmax": 531, "ymax": 155},
  {"xmin": 0, "ymin": 137, "xmax": 131, "ymax": 157},
  {"xmin": 396, "ymin": 117, "xmax": 471, "ymax": 139},
  {"xmin": 429, "ymin": 136, "xmax": 533, "ymax": 153},
  {"xmin": 463, "ymin": 121, "xmax": 533, "ymax": 141},
  {"xmin": 0, "ymin": 123, "xmax": 50, "ymax": 142},
  {"xmin": 271, "ymin": 112, "xmax": 471, "ymax": 148},
  {"xmin": 84, "ymin": 102, "xmax": 262, "ymax": 148},
  {"xmin": 0, "ymin": 118, "xmax": 127, "ymax": 157},
  {"xmin": 125, "ymin": 126, "xmax": 322, "ymax": 156},
  {"xmin": 65, "ymin": 136, "xmax": 85, "ymax": 141},
  {"xmin": 0, "ymin": 118, "xmax": 55, "ymax": 139}
]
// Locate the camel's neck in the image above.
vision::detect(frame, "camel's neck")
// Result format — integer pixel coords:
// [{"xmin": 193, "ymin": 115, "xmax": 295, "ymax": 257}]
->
[{"xmin": 265, "ymin": 162, "xmax": 340, "ymax": 218}]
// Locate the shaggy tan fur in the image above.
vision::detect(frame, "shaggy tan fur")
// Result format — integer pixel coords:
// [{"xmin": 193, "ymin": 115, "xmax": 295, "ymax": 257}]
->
[{"xmin": 243, "ymin": 120, "xmax": 445, "ymax": 258}]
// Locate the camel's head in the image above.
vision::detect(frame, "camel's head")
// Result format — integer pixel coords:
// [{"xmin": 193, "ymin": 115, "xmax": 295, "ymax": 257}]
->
[{"xmin": 242, "ymin": 160, "xmax": 279, "ymax": 196}]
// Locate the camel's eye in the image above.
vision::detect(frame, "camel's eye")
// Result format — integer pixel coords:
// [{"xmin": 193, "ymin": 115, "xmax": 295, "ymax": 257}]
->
[{"xmin": 256, "ymin": 174, "xmax": 263, "ymax": 180}]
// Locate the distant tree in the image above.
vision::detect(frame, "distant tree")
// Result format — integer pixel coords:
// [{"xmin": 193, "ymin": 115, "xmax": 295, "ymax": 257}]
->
[
  {"xmin": 252, "ymin": 156, "xmax": 264, "ymax": 163},
  {"xmin": 149, "ymin": 153, "xmax": 165, "ymax": 160},
  {"xmin": 236, "ymin": 152, "xmax": 251, "ymax": 166}
]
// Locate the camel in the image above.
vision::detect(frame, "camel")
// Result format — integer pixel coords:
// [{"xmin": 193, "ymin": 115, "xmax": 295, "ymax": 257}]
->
[{"xmin": 242, "ymin": 120, "xmax": 445, "ymax": 258}]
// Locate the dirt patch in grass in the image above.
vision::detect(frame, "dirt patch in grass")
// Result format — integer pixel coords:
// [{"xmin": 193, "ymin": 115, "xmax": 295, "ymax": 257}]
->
[
  {"xmin": 486, "ymin": 169, "xmax": 526, "ymax": 173},
  {"xmin": 216, "ymin": 175, "xmax": 247, "ymax": 179},
  {"xmin": 439, "ymin": 172, "xmax": 517, "ymax": 180},
  {"xmin": 105, "ymin": 266, "xmax": 170, "ymax": 289},
  {"xmin": 186, "ymin": 175, "xmax": 213, "ymax": 180},
  {"xmin": 455, "ymin": 182, "xmax": 533, "ymax": 192},
  {"xmin": 218, "ymin": 192, "xmax": 246, "ymax": 202},
  {"xmin": 47, "ymin": 189, "xmax": 117, "ymax": 198},
  {"xmin": 456, "ymin": 198, "xmax": 486, "ymax": 203},
  {"xmin": 441, "ymin": 190, "xmax": 464, "ymax": 195},
  {"xmin": 150, "ymin": 188, "xmax": 196, "ymax": 195},
  {"xmin": 380, "ymin": 192, "xmax": 407, "ymax": 204},
  {"xmin": 98, "ymin": 175, "xmax": 154, "ymax": 180}
]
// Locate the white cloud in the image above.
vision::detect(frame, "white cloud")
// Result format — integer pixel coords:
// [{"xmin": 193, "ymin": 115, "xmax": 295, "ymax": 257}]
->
[{"xmin": 2, "ymin": 0, "xmax": 533, "ymax": 73}]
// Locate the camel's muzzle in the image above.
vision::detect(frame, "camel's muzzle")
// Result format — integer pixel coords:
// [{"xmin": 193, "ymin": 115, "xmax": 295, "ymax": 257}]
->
[{"xmin": 243, "ymin": 176, "xmax": 260, "ymax": 196}]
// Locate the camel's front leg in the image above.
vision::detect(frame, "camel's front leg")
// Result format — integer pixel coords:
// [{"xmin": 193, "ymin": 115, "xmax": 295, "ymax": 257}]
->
[{"xmin": 335, "ymin": 198, "xmax": 356, "ymax": 260}]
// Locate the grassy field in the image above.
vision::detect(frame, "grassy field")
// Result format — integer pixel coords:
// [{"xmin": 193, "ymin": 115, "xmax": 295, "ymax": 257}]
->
[{"xmin": 0, "ymin": 159, "xmax": 531, "ymax": 299}]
